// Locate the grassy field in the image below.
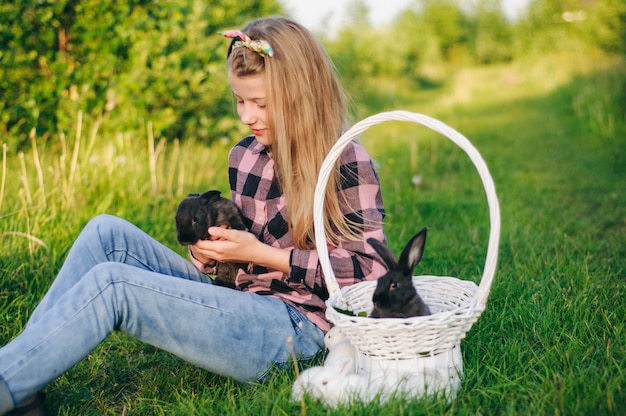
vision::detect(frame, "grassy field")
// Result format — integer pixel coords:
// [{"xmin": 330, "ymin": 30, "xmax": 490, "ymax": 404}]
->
[{"xmin": 1, "ymin": 46, "xmax": 625, "ymax": 415}]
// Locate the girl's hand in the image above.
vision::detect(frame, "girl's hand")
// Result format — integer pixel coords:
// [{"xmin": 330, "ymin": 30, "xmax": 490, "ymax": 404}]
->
[
  {"xmin": 191, "ymin": 227, "xmax": 292, "ymax": 273},
  {"xmin": 192, "ymin": 228, "xmax": 258, "ymax": 264}
]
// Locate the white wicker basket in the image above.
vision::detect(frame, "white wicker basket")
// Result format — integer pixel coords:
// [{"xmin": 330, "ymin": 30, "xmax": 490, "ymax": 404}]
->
[{"xmin": 313, "ymin": 111, "xmax": 500, "ymax": 363}]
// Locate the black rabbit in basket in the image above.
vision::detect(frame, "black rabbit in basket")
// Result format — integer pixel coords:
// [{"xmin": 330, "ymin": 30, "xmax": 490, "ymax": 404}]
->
[
  {"xmin": 366, "ymin": 227, "xmax": 431, "ymax": 318},
  {"xmin": 175, "ymin": 190, "xmax": 248, "ymax": 288}
]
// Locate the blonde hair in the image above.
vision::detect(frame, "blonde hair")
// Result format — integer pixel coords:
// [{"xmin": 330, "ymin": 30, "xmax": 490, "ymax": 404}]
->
[{"xmin": 227, "ymin": 17, "xmax": 361, "ymax": 249}]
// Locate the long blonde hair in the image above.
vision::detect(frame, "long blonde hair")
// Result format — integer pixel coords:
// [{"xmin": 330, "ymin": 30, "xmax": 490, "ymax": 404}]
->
[{"xmin": 227, "ymin": 17, "xmax": 360, "ymax": 249}]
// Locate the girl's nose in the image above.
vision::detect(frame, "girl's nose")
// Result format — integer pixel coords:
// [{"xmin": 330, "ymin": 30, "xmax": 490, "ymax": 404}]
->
[{"xmin": 240, "ymin": 105, "xmax": 257, "ymax": 125}]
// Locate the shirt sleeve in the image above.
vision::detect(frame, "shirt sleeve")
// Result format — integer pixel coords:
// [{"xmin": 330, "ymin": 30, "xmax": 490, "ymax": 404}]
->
[{"xmin": 288, "ymin": 141, "xmax": 388, "ymax": 294}]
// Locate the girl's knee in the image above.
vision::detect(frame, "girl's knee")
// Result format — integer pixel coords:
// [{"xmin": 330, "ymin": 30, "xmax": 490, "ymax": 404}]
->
[
  {"xmin": 85, "ymin": 262, "xmax": 136, "ymax": 289},
  {"xmin": 83, "ymin": 215, "xmax": 135, "ymax": 245},
  {"xmin": 87, "ymin": 262, "xmax": 119, "ymax": 283},
  {"xmin": 86, "ymin": 214, "xmax": 125, "ymax": 231}
]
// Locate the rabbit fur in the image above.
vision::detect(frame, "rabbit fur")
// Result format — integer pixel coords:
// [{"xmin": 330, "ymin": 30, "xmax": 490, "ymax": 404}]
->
[
  {"xmin": 292, "ymin": 363, "xmax": 372, "ymax": 407},
  {"xmin": 292, "ymin": 327, "xmax": 372, "ymax": 406},
  {"xmin": 292, "ymin": 326, "xmax": 456, "ymax": 406},
  {"xmin": 367, "ymin": 227, "xmax": 431, "ymax": 318},
  {"xmin": 175, "ymin": 190, "xmax": 247, "ymax": 288}
]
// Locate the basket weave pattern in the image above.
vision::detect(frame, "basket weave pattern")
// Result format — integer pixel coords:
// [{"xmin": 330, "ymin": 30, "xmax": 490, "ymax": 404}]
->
[
  {"xmin": 326, "ymin": 276, "xmax": 483, "ymax": 359},
  {"xmin": 313, "ymin": 111, "xmax": 500, "ymax": 362}
]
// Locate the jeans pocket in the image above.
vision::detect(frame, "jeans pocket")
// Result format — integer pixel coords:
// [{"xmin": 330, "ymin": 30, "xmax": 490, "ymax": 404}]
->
[{"xmin": 285, "ymin": 303, "xmax": 307, "ymax": 336}]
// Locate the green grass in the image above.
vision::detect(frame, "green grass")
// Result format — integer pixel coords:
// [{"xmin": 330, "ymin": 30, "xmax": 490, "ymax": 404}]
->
[{"xmin": 1, "ymin": 46, "xmax": 625, "ymax": 414}]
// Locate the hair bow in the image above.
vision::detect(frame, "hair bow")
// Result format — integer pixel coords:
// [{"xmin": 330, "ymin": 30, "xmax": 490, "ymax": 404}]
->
[{"xmin": 221, "ymin": 30, "xmax": 274, "ymax": 58}]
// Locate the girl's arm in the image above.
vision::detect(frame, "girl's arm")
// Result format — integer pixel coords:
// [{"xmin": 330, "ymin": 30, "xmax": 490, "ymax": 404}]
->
[
  {"xmin": 190, "ymin": 227, "xmax": 291, "ymax": 273},
  {"xmin": 190, "ymin": 139, "xmax": 387, "ymax": 289}
]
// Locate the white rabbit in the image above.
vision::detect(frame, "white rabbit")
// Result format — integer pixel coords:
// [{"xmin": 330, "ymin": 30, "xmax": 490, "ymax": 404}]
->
[
  {"xmin": 322, "ymin": 327, "xmax": 356, "ymax": 369},
  {"xmin": 293, "ymin": 327, "xmax": 373, "ymax": 407},
  {"xmin": 358, "ymin": 346, "xmax": 463, "ymax": 402},
  {"xmin": 292, "ymin": 355, "xmax": 372, "ymax": 407},
  {"xmin": 292, "ymin": 327, "xmax": 462, "ymax": 406}
]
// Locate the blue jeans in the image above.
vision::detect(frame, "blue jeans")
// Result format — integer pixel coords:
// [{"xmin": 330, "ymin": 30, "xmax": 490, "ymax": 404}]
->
[{"xmin": 0, "ymin": 215, "xmax": 324, "ymax": 413}]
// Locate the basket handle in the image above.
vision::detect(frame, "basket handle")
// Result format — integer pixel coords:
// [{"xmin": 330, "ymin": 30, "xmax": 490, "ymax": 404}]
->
[{"xmin": 313, "ymin": 111, "xmax": 500, "ymax": 307}]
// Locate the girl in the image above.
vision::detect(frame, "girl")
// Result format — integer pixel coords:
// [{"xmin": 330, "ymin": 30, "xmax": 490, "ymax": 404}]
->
[{"xmin": 0, "ymin": 16, "xmax": 387, "ymax": 415}]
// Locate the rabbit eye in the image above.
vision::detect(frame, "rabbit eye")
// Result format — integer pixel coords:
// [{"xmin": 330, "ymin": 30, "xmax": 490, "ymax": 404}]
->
[
  {"xmin": 391, "ymin": 281, "xmax": 398, "ymax": 289},
  {"xmin": 192, "ymin": 216, "xmax": 198, "ymax": 225}
]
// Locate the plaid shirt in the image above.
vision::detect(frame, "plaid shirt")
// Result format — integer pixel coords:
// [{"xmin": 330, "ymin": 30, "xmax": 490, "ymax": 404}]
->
[{"xmin": 193, "ymin": 135, "xmax": 387, "ymax": 332}]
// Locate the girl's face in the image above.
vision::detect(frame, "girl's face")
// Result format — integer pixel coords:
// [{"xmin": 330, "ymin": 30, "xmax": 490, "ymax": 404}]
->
[{"xmin": 228, "ymin": 71, "xmax": 269, "ymax": 145}]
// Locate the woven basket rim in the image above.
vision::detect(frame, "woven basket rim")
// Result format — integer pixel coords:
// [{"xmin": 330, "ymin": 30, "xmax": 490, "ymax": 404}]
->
[
  {"xmin": 324, "ymin": 276, "xmax": 485, "ymax": 358},
  {"xmin": 314, "ymin": 110, "xmax": 501, "ymax": 309},
  {"xmin": 326, "ymin": 275, "xmax": 482, "ymax": 323}
]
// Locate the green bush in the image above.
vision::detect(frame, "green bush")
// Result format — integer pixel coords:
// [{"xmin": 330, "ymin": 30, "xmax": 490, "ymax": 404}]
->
[{"xmin": 0, "ymin": 0, "xmax": 281, "ymax": 151}]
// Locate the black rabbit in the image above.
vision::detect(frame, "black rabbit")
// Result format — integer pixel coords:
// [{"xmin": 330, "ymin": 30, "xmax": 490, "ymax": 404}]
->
[
  {"xmin": 367, "ymin": 227, "xmax": 431, "ymax": 318},
  {"xmin": 175, "ymin": 190, "xmax": 247, "ymax": 288}
]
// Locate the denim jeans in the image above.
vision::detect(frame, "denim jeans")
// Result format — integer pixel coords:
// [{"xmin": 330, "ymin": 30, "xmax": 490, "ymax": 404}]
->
[{"xmin": 0, "ymin": 215, "xmax": 324, "ymax": 413}]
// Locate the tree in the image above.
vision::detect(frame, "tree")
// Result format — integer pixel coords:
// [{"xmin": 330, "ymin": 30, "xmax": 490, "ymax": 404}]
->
[
  {"xmin": 472, "ymin": 0, "xmax": 514, "ymax": 63},
  {"xmin": 513, "ymin": 0, "xmax": 626, "ymax": 57},
  {"xmin": 0, "ymin": 0, "xmax": 282, "ymax": 149},
  {"xmin": 420, "ymin": 0, "xmax": 473, "ymax": 61},
  {"xmin": 581, "ymin": 0, "xmax": 626, "ymax": 55}
]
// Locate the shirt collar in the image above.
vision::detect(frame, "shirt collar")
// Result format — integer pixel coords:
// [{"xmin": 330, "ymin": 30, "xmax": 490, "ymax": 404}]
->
[{"xmin": 249, "ymin": 136, "xmax": 270, "ymax": 155}]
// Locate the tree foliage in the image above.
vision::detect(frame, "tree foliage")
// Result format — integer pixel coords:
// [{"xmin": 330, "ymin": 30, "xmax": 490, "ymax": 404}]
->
[
  {"xmin": 1, "ymin": 0, "xmax": 623, "ymax": 149},
  {"xmin": 323, "ymin": 0, "xmax": 623, "ymax": 90},
  {"xmin": 472, "ymin": 0, "xmax": 514, "ymax": 64},
  {"xmin": 512, "ymin": 0, "xmax": 626, "ymax": 56},
  {"xmin": 0, "ymin": 0, "xmax": 281, "ymax": 149},
  {"xmin": 575, "ymin": 0, "xmax": 626, "ymax": 55}
]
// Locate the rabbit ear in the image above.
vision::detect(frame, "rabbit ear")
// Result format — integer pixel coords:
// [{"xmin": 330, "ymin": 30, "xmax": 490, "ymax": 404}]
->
[
  {"xmin": 397, "ymin": 227, "xmax": 428, "ymax": 276},
  {"xmin": 366, "ymin": 238, "xmax": 398, "ymax": 269},
  {"xmin": 336, "ymin": 356, "xmax": 356, "ymax": 376},
  {"xmin": 199, "ymin": 190, "xmax": 222, "ymax": 201}
]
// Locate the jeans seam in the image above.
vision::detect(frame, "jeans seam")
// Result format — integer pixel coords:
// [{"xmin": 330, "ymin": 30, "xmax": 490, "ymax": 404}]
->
[
  {"xmin": 3, "ymin": 279, "xmax": 226, "ymax": 378},
  {"xmin": 285, "ymin": 304, "xmax": 305, "ymax": 336},
  {"xmin": 106, "ymin": 249, "xmax": 158, "ymax": 273},
  {"xmin": 0, "ymin": 377, "xmax": 16, "ymax": 409}
]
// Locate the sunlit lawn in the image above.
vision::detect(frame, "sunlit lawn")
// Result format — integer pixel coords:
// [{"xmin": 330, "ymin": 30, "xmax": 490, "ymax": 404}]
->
[{"xmin": 1, "ymin": 48, "xmax": 624, "ymax": 414}]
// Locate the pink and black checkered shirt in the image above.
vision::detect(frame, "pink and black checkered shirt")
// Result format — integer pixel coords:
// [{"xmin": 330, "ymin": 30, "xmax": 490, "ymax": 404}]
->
[{"xmin": 194, "ymin": 135, "xmax": 388, "ymax": 332}]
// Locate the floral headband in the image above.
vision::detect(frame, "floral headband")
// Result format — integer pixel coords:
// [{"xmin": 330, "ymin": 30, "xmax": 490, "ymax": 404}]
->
[{"xmin": 221, "ymin": 30, "xmax": 274, "ymax": 58}]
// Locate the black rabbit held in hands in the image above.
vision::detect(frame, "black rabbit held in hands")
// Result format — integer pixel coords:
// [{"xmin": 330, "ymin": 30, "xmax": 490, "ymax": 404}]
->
[
  {"xmin": 175, "ymin": 190, "xmax": 248, "ymax": 289},
  {"xmin": 367, "ymin": 227, "xmax": 431, "ymax": 318}
]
